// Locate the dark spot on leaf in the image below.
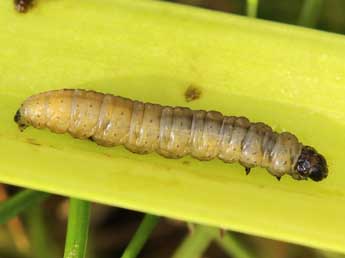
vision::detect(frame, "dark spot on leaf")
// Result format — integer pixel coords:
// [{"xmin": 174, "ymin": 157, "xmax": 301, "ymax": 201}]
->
[
  {"xmin": 102, "ymin": 153, "xmax": 112, "ymax": 158},
  {"xmin": 26, "ymin": 138, "xmax": 41, "ymax": 146},
  {"xmin": 185, "ymin": 85, "xmax": 202, "ymax": 102},
  {"xmin": 15, "ymin": 0, "xmax": 34, "ymax": 13}
]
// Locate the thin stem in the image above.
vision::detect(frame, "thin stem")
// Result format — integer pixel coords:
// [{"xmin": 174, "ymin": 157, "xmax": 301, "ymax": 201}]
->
[
  {"xmin": 27, "ymin": 206, "xmax": 60, "ymax": 258},
  {"xmin": 172, "ymin": 225, "xmax": 213, "ymax": 258},
  {"xmin": 298, "ymin": 0, "xmax": 323, "ymax": 27},
  {"xmin": 63, "ymin": 198, "xmax": 91, "ymax": 258},
  {"xmin": 0, "ymin": 189, "xmax": 49, "ymax": 224},
  {"xmin": 120, "ymin": 214, "xmax": 160, "ymax": 258},
  {"xmin": 210, "ymin": 228, "xmax": 255, "ymax": 258},
  {"xmin": 246, "ymin": 0, "xmax": 258, "ymax": 18},
  {"xmin": 0, "ymin": 185, "xmax": 30, "ymax": 254}
]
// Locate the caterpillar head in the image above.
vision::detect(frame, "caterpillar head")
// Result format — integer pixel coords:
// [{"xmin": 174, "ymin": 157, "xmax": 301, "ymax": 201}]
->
[
  {"xmin": 14, "ymin": 108, "xmax": 28, "ymax": 131},
  {"xmin": 295, "ymin": 146, "xmax": 328, "ymax": 181}
]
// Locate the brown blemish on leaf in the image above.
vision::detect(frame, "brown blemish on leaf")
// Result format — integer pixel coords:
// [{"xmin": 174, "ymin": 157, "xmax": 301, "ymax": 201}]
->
[
  {"xmin": 102, "ymin": 153, "xmax": 112, "ymax": 158},
  {"xmin": 182, "ymin": 160, "xmax": 191, "ymax": 165},
  {"xmin": 14, "ymin": 0, "xmax": 34, "ymax": 13},
  {"xmin": 184, "ymin": 85, "xmax": 202, "ymax": 102},
  {"xmin": 26, "ymin": 138, "xmax": 41, "ymax": 146},
  {"xmin": 48, "ymin": 145, "xmax": 58, "ymax": 150}
]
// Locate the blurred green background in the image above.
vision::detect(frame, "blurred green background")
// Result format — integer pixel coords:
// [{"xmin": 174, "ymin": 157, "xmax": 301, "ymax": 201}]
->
[{"xmin": 166, "ymin": 0, "xmax": 345, "ymax": 34}]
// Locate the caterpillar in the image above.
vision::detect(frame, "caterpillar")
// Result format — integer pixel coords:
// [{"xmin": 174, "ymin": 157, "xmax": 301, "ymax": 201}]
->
[
  {"xmin": 14, "ymin": 0, "xmax": 34, "ymax": 13},
  {"xmin": 14, "ymin": 89, "xmax": 328, "ymax": 182}
]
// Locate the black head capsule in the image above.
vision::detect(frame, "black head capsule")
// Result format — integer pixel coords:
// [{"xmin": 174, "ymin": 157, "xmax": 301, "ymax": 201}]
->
[
  {"xmin": 14, "ymin": 109, "xmax": 28, "ymax": 131},
  {"xmin": 14, "ymin": 109, "xmax": 21, "ymax": 123},
  {"xmin": 294, "ymin": 146, "xmax": 328, "ymax": 182}
]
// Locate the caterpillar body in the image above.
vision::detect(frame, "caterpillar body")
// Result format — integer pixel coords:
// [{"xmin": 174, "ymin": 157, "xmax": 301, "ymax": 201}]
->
[{"xmin": 14, "ymin": 89, "xmax": 328, "ymax": 182}]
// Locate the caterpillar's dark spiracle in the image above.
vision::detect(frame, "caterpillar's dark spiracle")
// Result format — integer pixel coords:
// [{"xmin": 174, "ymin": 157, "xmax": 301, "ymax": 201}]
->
[{"xmin": 14, "ymin": 89, "xmax": 328, "ymax": 181}]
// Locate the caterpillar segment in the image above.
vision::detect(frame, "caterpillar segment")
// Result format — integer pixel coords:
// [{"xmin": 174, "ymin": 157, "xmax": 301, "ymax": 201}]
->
[{"xmin": 14, "ymin": 89, "xmax": 328, "ymax": 182}]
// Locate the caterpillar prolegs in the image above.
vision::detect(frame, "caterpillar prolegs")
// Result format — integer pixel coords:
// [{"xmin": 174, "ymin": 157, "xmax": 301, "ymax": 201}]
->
[{"xmin": 14, "ymin": 89, "xmax": 328, "ymax": 182}]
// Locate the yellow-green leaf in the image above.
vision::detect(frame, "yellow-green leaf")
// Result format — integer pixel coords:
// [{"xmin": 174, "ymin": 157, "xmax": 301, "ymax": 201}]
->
[{"xmin": 0, "ymin": 0, "xmax": 344, "ymax": 253}]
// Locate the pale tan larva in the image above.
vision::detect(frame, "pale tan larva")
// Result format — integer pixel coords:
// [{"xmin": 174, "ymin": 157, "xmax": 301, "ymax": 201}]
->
[{"xmin": 14, "ymin": 89, "xmax": 328, "ymax": 181}]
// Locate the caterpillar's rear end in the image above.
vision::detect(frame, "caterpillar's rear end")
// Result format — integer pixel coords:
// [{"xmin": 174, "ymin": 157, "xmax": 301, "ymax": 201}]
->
[{"xmin": 15, "ymin": 89, "xmax": 328, "ymax": 182}]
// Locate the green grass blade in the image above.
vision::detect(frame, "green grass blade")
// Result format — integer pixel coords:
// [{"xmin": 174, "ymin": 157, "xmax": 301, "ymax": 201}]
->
[
  {"xmin": 63, "ymin": 198, "xmax": 91, "ymax": 258},
  {"xmin": 0, "ymin": 190, "xmax": 49, "ymax": 224},
  {"xmin": 1, "ymin": 0, "xmax": 345, "ymax": 253},
  {"xmin": 27, "ymin": 206, "xmax": 57, "ymax": 258},
  {"xmin": 246, "ymin": 0, "xmax": 258, "ymax": 17},
  {"xmin": 172, "ymin": 225, "xmax": 213, "ymax": 258},
  {"xmin": 121, "ymin": 214, "xmax": 160, "ymax": 258},
  {"xmin": 298, "ymin": 0, "xmax": 323, "ymax": 27},
  {"xmin": 207, "ymin": 228, "xmax": 255, "ymax": 258}
]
